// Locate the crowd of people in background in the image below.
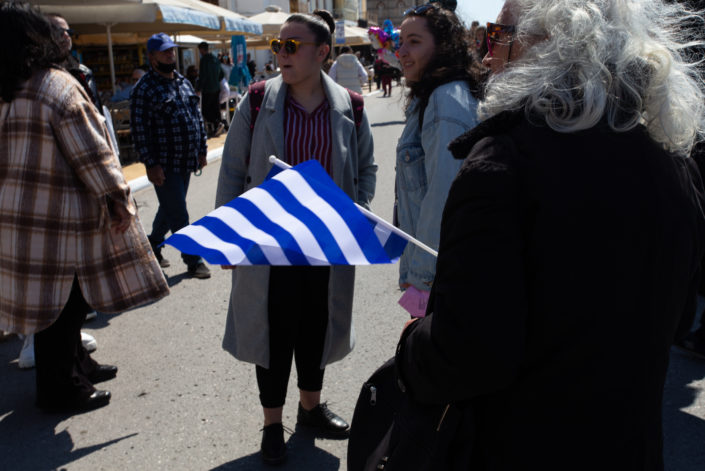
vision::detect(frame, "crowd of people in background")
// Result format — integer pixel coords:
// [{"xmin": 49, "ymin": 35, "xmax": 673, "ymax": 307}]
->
[{"xmin": 3, "ymin": 1, "xmax": 705, "ymax": 470}]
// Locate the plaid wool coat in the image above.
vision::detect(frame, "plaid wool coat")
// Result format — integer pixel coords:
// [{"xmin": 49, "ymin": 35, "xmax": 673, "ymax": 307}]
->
[{"xmin": 0, "ymin": 68, "xmax": 169, "ymax": 335}]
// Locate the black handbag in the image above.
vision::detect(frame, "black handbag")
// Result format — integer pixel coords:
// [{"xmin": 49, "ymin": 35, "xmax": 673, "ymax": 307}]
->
[{"xmin": 347, "ymin": 357, "xmax": 465, "ymax": 471}]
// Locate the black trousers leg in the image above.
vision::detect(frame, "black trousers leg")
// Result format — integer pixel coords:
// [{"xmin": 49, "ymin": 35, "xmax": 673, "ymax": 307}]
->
[
  {"xmin": 202, "ymin": 92, "xmax": 221, "ymax": 129},
  {"xmin": 294, "ymin": 267, "xmax": 329, "ymax": 392},
  {"xmin": 256, "ymin": 266, "xmax": 329, "ymax": 408},
  {"xmin": 35, "ymin": 277, "xmax": 96, "ymax": 406}
]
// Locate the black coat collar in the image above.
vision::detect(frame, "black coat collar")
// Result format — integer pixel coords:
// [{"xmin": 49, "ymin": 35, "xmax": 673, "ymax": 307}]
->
[{"xmin": 448, "ymin": 110, "xmax": 524, "ymax": 160}]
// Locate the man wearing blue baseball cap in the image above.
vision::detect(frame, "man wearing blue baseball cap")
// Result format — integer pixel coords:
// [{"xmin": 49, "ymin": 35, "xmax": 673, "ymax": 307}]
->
[{"xmin": 130, "ymin": 32, "xmax": 211, "ymax": 279}]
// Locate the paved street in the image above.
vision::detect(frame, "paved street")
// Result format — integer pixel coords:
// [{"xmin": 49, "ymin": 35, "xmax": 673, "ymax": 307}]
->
[{"xmin": 1, "ymin": 85, "xmax": 705, "ymax": 470}]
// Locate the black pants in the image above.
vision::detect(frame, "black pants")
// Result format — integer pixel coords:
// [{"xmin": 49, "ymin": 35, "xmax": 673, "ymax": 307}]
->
[
  {"xmin": 256, "ymin": 266, "xmax": 329, "ymax": 408},
  {"xmin": 202, "ymin": 91, "xmax": 221, "ymax": 130},
  {"xmin": 35, "ymin": 277, "xmax": 99, "ymax": 406}
]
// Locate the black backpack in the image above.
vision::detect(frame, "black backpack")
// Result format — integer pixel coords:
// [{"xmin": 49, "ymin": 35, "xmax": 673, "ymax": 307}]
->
[{"xmin": 347, "ymin": 358, "xmax": 469, "ymax": 471}]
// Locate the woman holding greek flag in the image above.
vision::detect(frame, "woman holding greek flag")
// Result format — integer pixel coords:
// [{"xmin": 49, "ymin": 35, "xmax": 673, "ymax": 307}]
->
[{"xmin": 215, "ymin": 9, "xmax": 376, "ymax": 465}]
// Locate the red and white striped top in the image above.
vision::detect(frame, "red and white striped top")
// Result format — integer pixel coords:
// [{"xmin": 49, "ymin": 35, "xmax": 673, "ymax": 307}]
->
[{"xmin": 284, "ymin": 94, "xmax": 332, "ymax": 175}]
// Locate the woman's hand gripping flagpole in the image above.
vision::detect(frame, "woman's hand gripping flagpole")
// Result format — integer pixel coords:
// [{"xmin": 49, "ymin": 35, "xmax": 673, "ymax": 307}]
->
[{"xmin": 268, "ymin": 156, "xmax": 439, "ymax": 258}]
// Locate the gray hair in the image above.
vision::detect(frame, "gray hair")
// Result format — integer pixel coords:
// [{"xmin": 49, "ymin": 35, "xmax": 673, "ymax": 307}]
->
[{"xmin": 480, "ymin": 0, "xmax": 705, "ymax": 156}]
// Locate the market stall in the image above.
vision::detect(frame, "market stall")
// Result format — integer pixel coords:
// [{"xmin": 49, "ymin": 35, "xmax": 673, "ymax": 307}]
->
[{"xmin": 30, "ymin": 0, "xmax": 262, "ymax": 93}]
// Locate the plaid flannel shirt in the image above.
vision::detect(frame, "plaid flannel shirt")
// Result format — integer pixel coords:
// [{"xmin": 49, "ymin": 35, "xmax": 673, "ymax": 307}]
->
[{"xmin": 130, "ymin": 69, "xmax": 207, "ymax": 173}]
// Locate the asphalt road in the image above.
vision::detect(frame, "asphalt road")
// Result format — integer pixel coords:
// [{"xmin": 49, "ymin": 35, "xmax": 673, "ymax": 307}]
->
[{"xmin": 1, "ymin": 84, "xmax": 704, "ymax": 471}]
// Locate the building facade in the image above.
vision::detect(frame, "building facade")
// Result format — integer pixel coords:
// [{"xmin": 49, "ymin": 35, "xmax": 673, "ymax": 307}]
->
[
  {"xmin": 215, "ymin": 0, "xmax": 372, "ymax": 25},
  {"xmin": 368, "ymin": 0, "xmax": 420, "ymax": 27},
  {"xmin": 216, "ymin": 0, "xmax": 290, "ymax": 16}
]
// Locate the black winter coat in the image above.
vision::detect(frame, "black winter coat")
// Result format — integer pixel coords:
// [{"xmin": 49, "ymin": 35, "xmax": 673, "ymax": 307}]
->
[{"xmin": 397, "ymin": 111, "xmax": 705, "ymax": 470}]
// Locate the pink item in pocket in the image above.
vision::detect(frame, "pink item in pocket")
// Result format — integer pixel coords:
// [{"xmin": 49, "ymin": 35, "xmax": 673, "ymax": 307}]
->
[{"xmin": 398, "ymin": 286, "xmax": 430, "ymax": 318}]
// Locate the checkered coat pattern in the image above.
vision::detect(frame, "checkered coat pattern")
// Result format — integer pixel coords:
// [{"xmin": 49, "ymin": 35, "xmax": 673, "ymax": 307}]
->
[{"xmin": 0, "ymin": 68, "xmax": 169, "ymax": 335}]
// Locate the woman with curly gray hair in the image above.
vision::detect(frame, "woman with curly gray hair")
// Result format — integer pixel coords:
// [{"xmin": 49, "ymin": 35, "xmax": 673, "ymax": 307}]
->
[{"xmin": 395, "ymin": 1, "xmax": 705, "ymax": 469}]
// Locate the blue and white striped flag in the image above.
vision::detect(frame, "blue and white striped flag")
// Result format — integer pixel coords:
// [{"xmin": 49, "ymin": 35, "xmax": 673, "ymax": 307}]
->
[{"xmin": 164, "ymin": 160, "xmax": 407, "ymax": 265}]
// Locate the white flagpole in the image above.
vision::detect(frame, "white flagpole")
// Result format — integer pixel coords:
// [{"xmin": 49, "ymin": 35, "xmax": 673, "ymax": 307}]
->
[{"xmin": 268, "ymin": 156, "xmax": 439, "ymax": 258}]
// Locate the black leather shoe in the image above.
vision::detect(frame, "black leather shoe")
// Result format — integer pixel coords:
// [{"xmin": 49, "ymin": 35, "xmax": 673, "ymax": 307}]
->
[
  {"xmin": 297, "ymin": 402, "xmax": 350, "ymax": 437},
  {"xmin": 88, "ymin": 364, "xmax": 118, "ymax": 384},
  {"xmin": 38, "ymin": 390, "xmax": 111, "ymax": 413},
  {"xmin": 261, "ymin": 423, "xmax": 286, "ymax": 465}
]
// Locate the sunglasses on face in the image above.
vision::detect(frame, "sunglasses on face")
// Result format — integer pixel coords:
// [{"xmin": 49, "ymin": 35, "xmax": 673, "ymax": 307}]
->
[
  {"xmin": 269, "ymin": 38, "xmax": 317, "ymax": 55},
  {"xmin": 403, "ymin": 3, "xmax": 437, "ymax": 16},
  {"xmin": 486, "ymin": 22, "xmax": 516, "ymax": 57}
]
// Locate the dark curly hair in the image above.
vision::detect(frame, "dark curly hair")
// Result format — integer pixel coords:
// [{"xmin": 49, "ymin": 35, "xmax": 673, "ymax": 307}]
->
[
  {"xmin": 403, "ymin": 2, "xmax": 483, "ymax": 125},
  {"xmin": 0, "ymin": 2, "xmax": 64, "ymax": 103}
]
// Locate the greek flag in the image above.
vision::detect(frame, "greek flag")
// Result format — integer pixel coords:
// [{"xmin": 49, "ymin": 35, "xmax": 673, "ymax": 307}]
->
[{"xmin": 164, "ymin": 160, "xmax": 407, "ymax": 266}]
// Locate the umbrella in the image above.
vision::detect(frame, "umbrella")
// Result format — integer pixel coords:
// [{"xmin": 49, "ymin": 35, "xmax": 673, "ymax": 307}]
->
[
  {"xmin": 342, "ymin": 25, "xmax": 371, "ymax": 46},
  {"xmin": 179, "ymin": 0, "xmax": 261, "ymax": 37},
  {"xmin": 32, "ymin": 0, "xmax": 222, "ymax": 34},
  {"xmin": 247, "ymin": 6, "xmax": 291, "ymax": 37},
  {"xmin": 29, "ymin": 0, "xmax": 261, "ymax": 92},
  {"xmin": 248, "ymin": 8, "xmax": 370, "ymax": 45},
  {"xmin": 173, "ymin": 34, "xmax": 219, "ymax": 46}
]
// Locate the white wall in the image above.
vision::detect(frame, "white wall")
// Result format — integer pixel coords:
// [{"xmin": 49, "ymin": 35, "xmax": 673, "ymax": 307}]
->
[
  {"xmin": 219, "ymin": 0, "xmax": 290, "ymax": 16},
  {"xmin": 219, "ymin": 0, "xmax": 347, "ymax": 17}
]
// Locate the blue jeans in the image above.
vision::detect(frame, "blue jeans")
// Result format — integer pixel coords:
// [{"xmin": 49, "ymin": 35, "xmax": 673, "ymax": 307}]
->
[{"xmin": 150, "ymin": 172, "xmax": 202, "ymax": 267}]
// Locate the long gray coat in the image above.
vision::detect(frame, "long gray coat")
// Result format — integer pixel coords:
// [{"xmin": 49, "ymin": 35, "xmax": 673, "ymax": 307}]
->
[{"xmin": 215, "ymin": 73, "xmax": 376, "ymax": 368}]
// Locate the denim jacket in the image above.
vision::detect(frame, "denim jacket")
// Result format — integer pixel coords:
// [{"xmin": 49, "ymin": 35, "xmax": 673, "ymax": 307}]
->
[{"xmin": 396, "ymin": 80, "xmax": 478, "ymax": 290}]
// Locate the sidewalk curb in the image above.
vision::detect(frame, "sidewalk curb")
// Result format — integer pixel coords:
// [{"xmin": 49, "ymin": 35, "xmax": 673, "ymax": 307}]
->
[{"xmin": 128, "ymin": 146, "xmax": 224, "ymax": 193}]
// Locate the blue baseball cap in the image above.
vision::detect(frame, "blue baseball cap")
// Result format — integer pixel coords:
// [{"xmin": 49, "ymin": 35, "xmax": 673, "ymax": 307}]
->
[{"xmin": 147, "ymin": 32, "xmax": 177, "ymax": 52}]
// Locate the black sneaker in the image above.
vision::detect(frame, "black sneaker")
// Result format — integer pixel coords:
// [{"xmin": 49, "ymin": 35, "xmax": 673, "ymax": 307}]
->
[
  {"xmin": 675, "ymin": 332, "xmax": 705, "ymax": 360},
  {"xmin": 261, "ymin": 423, "xmax": 286, "ymax": 465},
  {"xmin": 297, "ymin": 402, "xmax": 349, "ymax": 437},
  {"xmin": 187, "ymin": 262, "xmax": 211, "ymax": 279}
]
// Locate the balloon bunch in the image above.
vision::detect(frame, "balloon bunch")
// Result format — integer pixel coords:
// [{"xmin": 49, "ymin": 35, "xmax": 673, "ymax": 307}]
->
[{"xmin": 368, "ymin": 19, "xmax": 401, "ymax": 69}]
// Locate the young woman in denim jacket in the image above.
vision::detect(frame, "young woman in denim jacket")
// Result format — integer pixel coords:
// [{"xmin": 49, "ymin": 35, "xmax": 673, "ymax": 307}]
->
[{"xmin": 396, "ymin": 2, "xmax": 482, "ymax": 292}]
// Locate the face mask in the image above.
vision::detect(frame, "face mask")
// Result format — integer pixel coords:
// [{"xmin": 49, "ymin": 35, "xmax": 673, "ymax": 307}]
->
[{"xmin": 155, "ymin": 61, "xmax": 176, "ymax": 73}]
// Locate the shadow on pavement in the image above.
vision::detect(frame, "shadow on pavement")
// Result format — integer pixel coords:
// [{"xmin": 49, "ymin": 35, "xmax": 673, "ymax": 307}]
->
[
  {"xmin": 65, "ymin": 302, "xmax": 158, "ymax": 332},
  {"xmin": 211, "ymin": 427, "xmax": 341, "ymax": 471},
  {"xmin": 167, "ymin": 272, "xmax": 190, "ymax": 288},
  {"xmin": 81, "ymin": 311, "xmax": 116, "ymax": 331},
  {"xmin": 663, "ymin": 350, "xmax": 705, "ymax": 471},
  {"xmin": 0, "ymin": 335, "xmax": 137, "ymax": 469},
  {"xmin": 2, "ymin": 329, "xmax": 703, "ymax": 469}
]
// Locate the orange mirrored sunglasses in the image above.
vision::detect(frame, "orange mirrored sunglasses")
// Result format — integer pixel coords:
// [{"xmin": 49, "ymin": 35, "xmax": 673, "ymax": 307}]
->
[
  {"xmin": 269, "ymin": 38, "xmax": 318, "ymax": 55},
  {"xmin": 486, "ymin": 22, "xmax": 516, "ymax": 57}
]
